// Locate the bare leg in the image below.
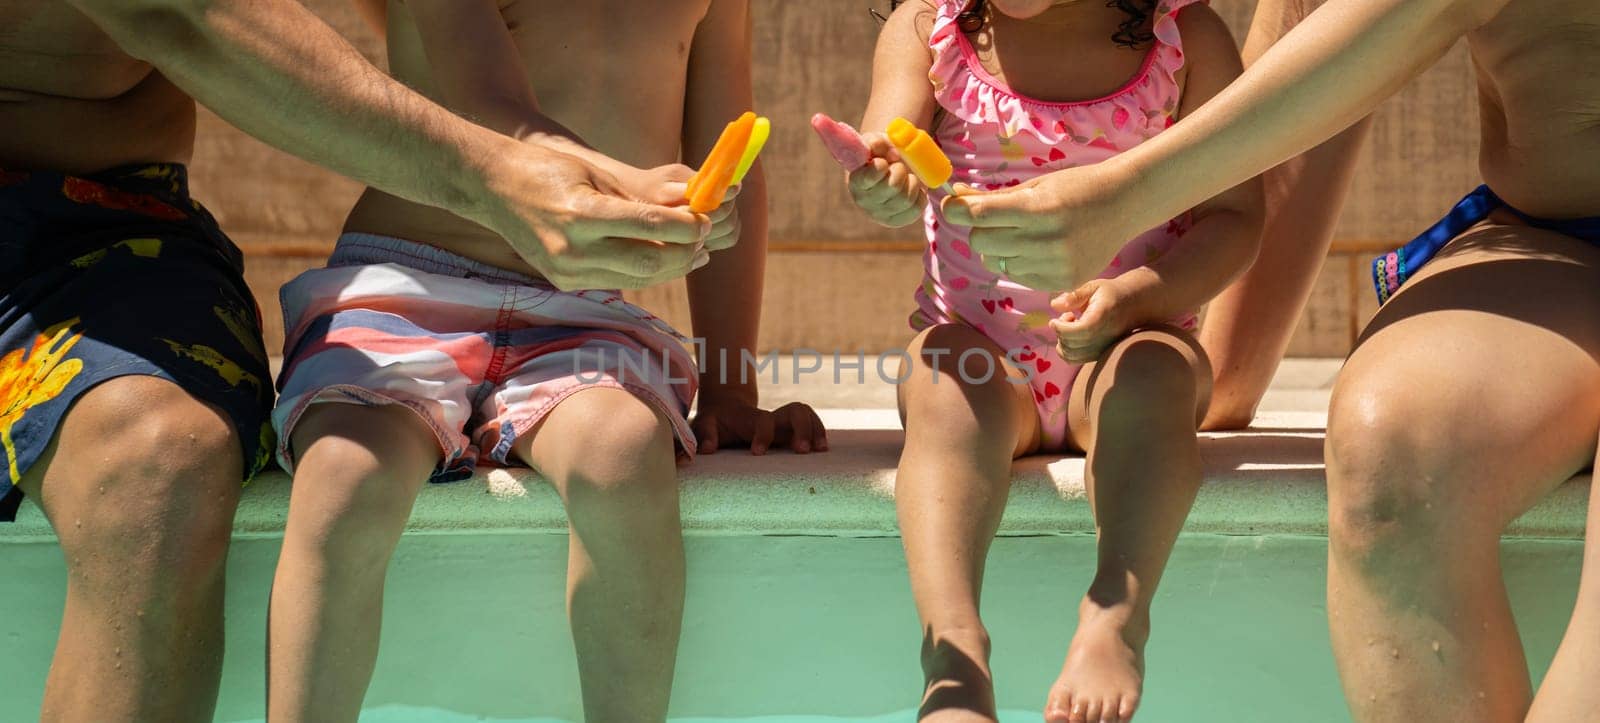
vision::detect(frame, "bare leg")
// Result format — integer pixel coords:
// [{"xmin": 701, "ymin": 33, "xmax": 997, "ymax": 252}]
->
[
  {"xmin": 1044, "ymin": 328, "xmax": 1212, "ymax": 723},
  {"xmin": 1199, "ymin": 0, "xmax": 1375, "ymax": 430},
  {"xmin": 515, "ymin": 386, "xmax": 685, "ymax": 723},
  {"xmin": 1325, "ymin": 224, "xmax": 1600, "ymax": 722},
  {"xmin": 267, "ymin": 403, "xmax": 439, "ymax": 722},
  {"xmin": 1525, "ymin": 429, "xmax": 1600, "ymax": 722},
  {"xmin": 894, "ymin": 324, "xmax": 1040, "ymax": 722},
  {"xmin": 20, "ymin": 376, "xmax": 243, "ymax": 723}
]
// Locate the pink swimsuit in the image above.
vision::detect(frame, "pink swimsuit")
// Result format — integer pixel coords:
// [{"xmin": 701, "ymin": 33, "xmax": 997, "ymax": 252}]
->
[{"xmin": 911, "ymin": 0, "xmax": 1203, "ymax": 450}]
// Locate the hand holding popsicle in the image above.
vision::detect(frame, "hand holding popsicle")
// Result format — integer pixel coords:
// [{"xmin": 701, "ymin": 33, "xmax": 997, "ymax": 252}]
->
[
  {"xmin": 885, "ymin": 117, "xmax": 953, "ymax": 192},
  {"xmin": 687, "ymin": 111, "xmax": 769, "ymax": 214},
  {"xmin": 810, "ymin": 113, "xmax": 872, "ymax": 170},
  {"xmin": 837, "ymin": 117, "xmax": 945, "ymax": 228}
]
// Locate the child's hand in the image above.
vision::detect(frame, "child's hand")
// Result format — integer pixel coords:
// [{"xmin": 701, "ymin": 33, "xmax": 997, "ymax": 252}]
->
[
  {"xmin": 846, "ymin": 132, "xmax": 927, "ymax": 228},
  {"xmin": 692, "ymin": 398, "xmax": 829, "ymax": 455},
  {"xmin": 1048, "ymin": 279, "xmax": 1140, "ymax": 365}
]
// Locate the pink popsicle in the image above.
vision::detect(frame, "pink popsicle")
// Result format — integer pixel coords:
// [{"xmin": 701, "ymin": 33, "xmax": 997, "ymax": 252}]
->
[{"xmin": 810, "ymin": 113, "xmax": 872, "ymax": 170}]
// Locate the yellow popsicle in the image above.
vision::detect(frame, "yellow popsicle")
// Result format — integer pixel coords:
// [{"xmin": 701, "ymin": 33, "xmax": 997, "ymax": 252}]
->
[
  {"xmin": 730, "ymin": 116, "xmax": 771, "ymax": 186},
  {"xmin": 885, "ymin": 117, "xmax": 953, "ymax": 189}
]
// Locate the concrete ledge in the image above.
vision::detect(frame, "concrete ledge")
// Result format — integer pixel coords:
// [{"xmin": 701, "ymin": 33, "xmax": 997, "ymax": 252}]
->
[{"xmin": 3, "ymin": 410, "xmax": 1590, "ymax": 542}]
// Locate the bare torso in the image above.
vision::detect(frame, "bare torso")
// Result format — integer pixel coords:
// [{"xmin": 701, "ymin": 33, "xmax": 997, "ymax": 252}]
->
[
  {"xmin": 342, "ymin": 0, "xmax": 712, "ymax": 272},
  {"xmin": 1467, "ymin": 0, "xmax": 1600, "ymax": 218},
  {"xmin": 0, "ymin": 2, "xmax": 194, "ymax": 173}
]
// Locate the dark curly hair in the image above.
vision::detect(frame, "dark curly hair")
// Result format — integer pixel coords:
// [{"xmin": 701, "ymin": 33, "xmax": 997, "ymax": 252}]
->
[{"xmin": 883, "ymin": 0, "xmax": 1158, "ymax": 48}]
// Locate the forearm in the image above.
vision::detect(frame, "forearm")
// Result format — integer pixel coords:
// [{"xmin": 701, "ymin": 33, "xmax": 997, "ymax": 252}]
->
[
  {"xmin": 687, "ymin": 168, "xmax": 767, "ymax": 406},
  {"xmin": 71, "ymin": 0, "xmax": 510, "ymax": 220},
  {"xmin": 1120, "ymin": 206, "xmax": 1264, "ymax": 324},
  {"xmin": 1114, "ymin": 0, "xmax": 1500, "ymax": 230}
]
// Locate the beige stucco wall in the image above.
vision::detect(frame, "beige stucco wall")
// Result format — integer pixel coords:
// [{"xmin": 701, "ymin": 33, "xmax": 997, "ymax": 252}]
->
[{"xmin": 191, "ymin": 0, "xmax": 1481, "ymax": 358}]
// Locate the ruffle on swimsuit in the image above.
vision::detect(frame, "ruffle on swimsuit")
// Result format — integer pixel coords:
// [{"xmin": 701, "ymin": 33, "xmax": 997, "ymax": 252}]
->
[{"xmin": 927, "ymin": 0, "xmax": 1193, "ymax": 146}]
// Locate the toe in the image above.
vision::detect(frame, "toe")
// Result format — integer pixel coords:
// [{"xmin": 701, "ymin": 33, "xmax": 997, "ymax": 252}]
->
[
  {"xmin": 1067, "ymin": 697, "xmax": 1089, "ymax": 723},
  {"xmin": 1044, "ymin": 695, "xmax": 1073, "ymax": 723},
  {"xmin": 1119, "ymin": 694, "xmax": 1139, "ymax": 721}
]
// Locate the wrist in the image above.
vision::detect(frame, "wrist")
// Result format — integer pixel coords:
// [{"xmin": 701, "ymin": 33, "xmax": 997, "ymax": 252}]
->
[
  {"xmin": 697, "ymin": 377, "xmax": 758, "ymax": 408},
  {"xmin": 1108, "ymin": 270, "xmax": 1166, "ymax": 323},
  {"xmin": 1100, "ymin": 153, "xmax": 1151, "ymax": 223},
  {"xmin": 457, "ymin": 131, "xmax": 530, "ymax": 226}
]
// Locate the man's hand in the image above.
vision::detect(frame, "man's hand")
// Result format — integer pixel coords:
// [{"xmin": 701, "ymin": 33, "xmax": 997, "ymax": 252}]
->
[
  {"xmin": 613, "ymin": 162, "xmax": 743, "ymax": 252},
  {"xmin": 846, "ymin": 133, "xmax": 927, "ymax": 228},
  {"xmin": 474, "ymin": 141, "xmax": 717, "ymax": 291},
  {"xmin": 941, "ymin": 162, "xmax": 1141, "ymax": 292},
  {"xmin": 692, "ymin": 398, "xmax": 829, "ymax": 455}
]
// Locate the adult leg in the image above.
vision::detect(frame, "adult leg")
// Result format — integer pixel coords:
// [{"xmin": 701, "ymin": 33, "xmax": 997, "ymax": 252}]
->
[
  {"xmin": 515, "ymin": 387, "xmax": 685, "ymax": 723},
  {"xmin": 1325, "ymin": 224, "xmax": 1600, "ymax": 723},
  {"xmin": 1525, "ymin": 428, "xmax": 1600, "ymax": 722},
  {"xmin": 267, "ymin": 403, "xmax": 440, "ymax": 722},
  {"xmin": 1045, "ymin": 328, "xmax": 1211, "ymax": 723},
  {"xmin": 20, "ymin": 376, "xmax": 244, "ymax": 723},
  {"xmin": 894, "ymin": 324, "xmax": 1040, "ymax": 722},
  {"xmin": 1199, "ymin": 0, "xmax": 1375, "ymax": 429}
]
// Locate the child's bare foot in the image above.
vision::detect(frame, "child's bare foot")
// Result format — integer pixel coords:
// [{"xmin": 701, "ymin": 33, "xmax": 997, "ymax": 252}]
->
[
  {"xmin": 1043, "ymin": 597, "xmax": 1150, "ymax": 723},
  {"xmin": 919, "ymin": 625, "xmax": 998, "ymax": 722}
]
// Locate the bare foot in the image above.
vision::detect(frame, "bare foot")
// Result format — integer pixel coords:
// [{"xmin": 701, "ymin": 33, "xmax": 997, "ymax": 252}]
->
[
  {"xmin": 919, "ymin": 625, "xmax": 998, "ymax": 722},
  {"xmin": 1043, "ymin": 598, "xmax": 1149, "ymax": 723}
]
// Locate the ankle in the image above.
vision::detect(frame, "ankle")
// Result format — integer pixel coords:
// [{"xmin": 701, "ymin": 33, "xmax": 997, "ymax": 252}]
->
[
  {"xmin": 1077, "ymin": 594, "xmax": 1150, "ymax": 647},
  {"xmin": 921, "ymin": 622, "xmax": 993, "ymax": 671}
]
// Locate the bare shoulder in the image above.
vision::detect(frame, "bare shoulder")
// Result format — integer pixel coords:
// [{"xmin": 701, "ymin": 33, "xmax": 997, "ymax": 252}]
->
[
  {"xmin": 884, "ymin": 0, "xmax": 940, "ymax": 44},
  {"xmin": 1173, "ymin": 3, "xmax": 1241, "ymax": 61}
]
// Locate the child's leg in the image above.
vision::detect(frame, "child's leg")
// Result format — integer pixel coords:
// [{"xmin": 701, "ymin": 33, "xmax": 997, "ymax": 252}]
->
[
  {"xmin": 1045, "ymin": 328, "xmax": 1211, "ymax": 723},
  {"xmin": 1323, "ymin": 225, "xmax": 1599, "ymax": 723},
  {"xmin": 895, "ymin": 324, "xmax": 1040, "ymax": 722},
  {"xmin": 1527, "ymin": 430, "xmax": 1600, "ymax": 722},
  {"xmin": 267, "ymin": 403, "xmax": 441, "ymax": 723},
  {"xmin": 514, "ymin": 387, "xmax": 684, "ymax": 723}
]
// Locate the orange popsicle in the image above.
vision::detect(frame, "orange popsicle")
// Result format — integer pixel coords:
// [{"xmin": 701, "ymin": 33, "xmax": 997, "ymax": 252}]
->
[
  {"xmin": 687, "ymin": 112, "xmax": 756, "ymax": 213},
  {"xmin": 886, "ymin": 117, "xmax": 953, "ymax": 191}
]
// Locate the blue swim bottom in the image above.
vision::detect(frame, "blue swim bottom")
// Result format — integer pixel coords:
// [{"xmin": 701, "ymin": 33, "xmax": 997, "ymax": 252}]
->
[{"xmin": 1374, "ymin": 185, "xmax": 1600, "ymax": 304}]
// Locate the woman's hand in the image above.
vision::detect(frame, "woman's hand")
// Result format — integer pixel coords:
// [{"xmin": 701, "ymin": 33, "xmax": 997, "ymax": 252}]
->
[
  {"xmin": 845, "ymin": 132, "xmax": 928, "ymax": 228},
  {"xmin": 941, "ymin": 160, "xmax": 1148, "ymax": 292}
]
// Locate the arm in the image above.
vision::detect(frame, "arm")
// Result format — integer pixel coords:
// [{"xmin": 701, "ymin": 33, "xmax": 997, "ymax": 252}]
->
[
  {"xmin": 683, "ymin": 0, "xmax": 824, "ymax": 454},
  {"xmin": 947, "ymin": 0, "xmax": 1505, "ymax": 291},
  {"xmin": 1108, "ymin": 8, "xmax": 1264, "ymax": 323},
  {"xmin": 847, "ymin": 0, "xmax": 940, "ymax": 228},
  {"xmin": 1051, "ymin": 8, "xmax": 1265, "ymax": 362},
  {"xmin": 69, "ymin": 0, "xmax": 709, "ymax": 290},
  {"xmin": 1113, "ymin": 0, "xmax": 1503, "ymax": 230}
]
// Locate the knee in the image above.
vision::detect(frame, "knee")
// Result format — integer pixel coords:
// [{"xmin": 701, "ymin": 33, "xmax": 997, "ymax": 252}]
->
[
  {"xmin": 1096, "ymin": 332, "xmax": 1205, "ymax": 421},
  {"xmin": 912, "ymin": 325, "xmax": 1006, "ymax": 381},
  {"xmin": 555, "ymin": 393, "xmax": 678, "ymax": 509},
  {"xmin": 63, "ymin": 379, "xmax": 244, "ymax": 589},
  {"xmin": 286, "ymin": 406, "xmax": 438, "ymax": 563},
  {"xmin": 1325, "ymin": 380, "xmax": 1470, "ymax": 572}
]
